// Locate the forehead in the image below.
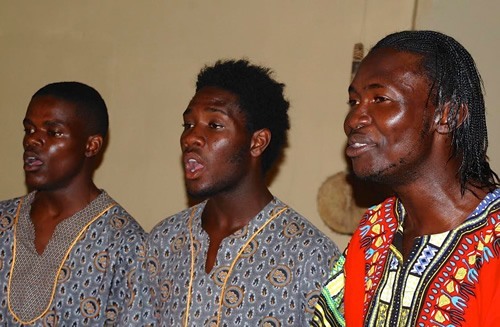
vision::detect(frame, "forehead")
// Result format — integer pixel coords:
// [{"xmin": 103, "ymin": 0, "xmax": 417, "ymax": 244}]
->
[
  {"xmin": 25, "ymin": 95, "xmax": 81, "ymax": 124},
  {"xmin": 352, "ymin": 48, "xmax": 428, "ymax": 89},
  {"xmin": 184, "ymin": 86, "xmax": 246, "ymax": 124},
  {"xmin": 187, "ymin": 86, "xmax": 240, "ymax": 108}
]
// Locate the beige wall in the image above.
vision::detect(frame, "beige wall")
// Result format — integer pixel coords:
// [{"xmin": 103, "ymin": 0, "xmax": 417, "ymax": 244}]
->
[{"xmin": 1, "ymin": 1, "xmax": 497, "ymax": 250}]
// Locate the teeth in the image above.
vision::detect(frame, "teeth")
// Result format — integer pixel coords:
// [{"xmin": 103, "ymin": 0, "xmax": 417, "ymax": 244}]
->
[
  {"xmin": 25, "ymin": 156, "xmax": 43, "ymax": 166},
  {"xmin": 186, "ymin": 159, "xmax": 199, "ymax": 173},
  {"xmin": 352, "ymin": 142, "xmax": 367, "ymax": 148}
]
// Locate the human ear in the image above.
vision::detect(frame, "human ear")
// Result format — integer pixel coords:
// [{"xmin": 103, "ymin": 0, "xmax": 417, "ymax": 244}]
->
[
  {"xmin": 435, "ymin": 102, "xmax": 468, "ymax": 134},
  {"xmin": 250, "ymin": 128, "xmax": 271, "ymax": 157},
  {"xmin": 85, "ymin": 135, "xmax": 104, "ymax": 157}
]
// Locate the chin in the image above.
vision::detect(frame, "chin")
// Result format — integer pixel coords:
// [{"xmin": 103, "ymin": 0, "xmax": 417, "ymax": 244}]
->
[
  {"xmin": 25, "ymin": 180, "xmax": 43, "ymax": 191},
  {"xmin": 187, "ymin": 191, "xmax": 208, "ymax": 200},
  {"xmin": 186, "ymin": 185, "xmax": 215, "ymax": 200},
  {"xmin": 353, "ymin": 168, "xmax": 393, "ymax": 185}
]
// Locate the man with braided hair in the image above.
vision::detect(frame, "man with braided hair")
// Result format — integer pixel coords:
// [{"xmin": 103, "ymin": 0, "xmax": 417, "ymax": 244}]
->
[{"xmin": 312, "ymin": 30, "xmax": 500, "ymax": 327}]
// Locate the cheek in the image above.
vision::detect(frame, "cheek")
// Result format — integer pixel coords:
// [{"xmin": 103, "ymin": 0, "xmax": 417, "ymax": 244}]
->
[
  {"xmin": 382, "ymin": 110, "xmax": 406, "ymax": 129},
  {"xmin": 180, "ymin": 132, "xmax": 189, "ymax": 147},
  {"xmin": 47, "ymin": 143, "xmax": 67, "ymax": 157},
  {"xmin": 343, "ymin": 117, "xmax": 350, "ymax": 135},
  {"xmin": 47, "ymin": 142, "xmax": 84, "ymax": 166},
  {"xmin": 209, "ymin": 138, "xmax": 234, "ymax": 153},
  {"xmin": 379, "ymin": 111, "xmax": 419, "ymax": 146}
]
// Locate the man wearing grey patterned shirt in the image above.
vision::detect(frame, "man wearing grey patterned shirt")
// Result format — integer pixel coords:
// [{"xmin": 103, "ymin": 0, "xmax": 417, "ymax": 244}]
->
[
  {"xmin": 0, "ymin": 82, "xmax": 147, "ymax": 326},
  {"xmin": 146, "ymin": 59, "xmax": 340, "ymax": 326}
]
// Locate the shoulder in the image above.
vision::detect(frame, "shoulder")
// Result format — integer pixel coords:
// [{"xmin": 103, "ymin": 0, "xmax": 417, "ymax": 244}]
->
[
  {"xmin": 356, "ymin": 196, "xmax": 397, "ymax": 228},
  {"xmin": 468, "ymin": 189, "xmax": 500, "ymax": 237},
  {"xmin": 96, "ymin": 193, "xmax": 147, "ymax": 239},
  {"xmin": 479, "ymin": 188, "xmax": 500, "ymax": 216},
  {"xmin": 0, "ymin": 195, "xmax": 23, "ymax": 212},
  {"xmin": 274, "ymin": 199, "xmax": 340, "ymax": 255},
  {"xmin": 148, "ymin": 203, "xmax": 204, "ymax": 239},
  {"xmin": 465, "ymin": 189, "xmax": 500, "ymax": 230},
  {"xmin": 0, "ymin": 195, "xmax": 24, "ymax": 232}
]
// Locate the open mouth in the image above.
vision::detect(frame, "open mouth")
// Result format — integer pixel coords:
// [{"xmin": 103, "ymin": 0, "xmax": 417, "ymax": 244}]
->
[
  {"xmin": 184, "ymin": 158, "xmax": 205, "ymax": 179},
  {"xmin": 24, "ymin": 156, "xmax": 43, "ymax": 170},
  {"xmin": 186, "ymin": 158, "xmax": 203, "ymax": 173},
  {"xmin": 346, "ymin": 141, "xmax": 375, "ymax": 158}
]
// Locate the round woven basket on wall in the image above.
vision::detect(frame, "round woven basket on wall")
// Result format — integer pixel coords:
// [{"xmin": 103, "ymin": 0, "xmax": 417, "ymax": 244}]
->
[{"xmin": 317, "ymin": 171, "xmax": 391, "ymax": 235}]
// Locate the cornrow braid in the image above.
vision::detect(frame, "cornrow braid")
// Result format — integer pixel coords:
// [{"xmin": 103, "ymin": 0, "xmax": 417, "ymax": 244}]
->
[{"xmin": 372, "ymin": 30, "xmax": 499, "ymax": 193}]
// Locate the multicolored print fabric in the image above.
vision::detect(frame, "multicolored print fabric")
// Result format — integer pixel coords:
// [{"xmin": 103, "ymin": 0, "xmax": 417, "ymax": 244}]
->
[{"xmin": 314, "ymin": 189, "xmax": 500, "ymax": 327}]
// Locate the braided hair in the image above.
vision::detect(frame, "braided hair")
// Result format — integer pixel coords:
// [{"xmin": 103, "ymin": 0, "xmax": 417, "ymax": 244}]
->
[{"xmin": 372, "ymin": 30, "xmax": 499, "ymax": 193}]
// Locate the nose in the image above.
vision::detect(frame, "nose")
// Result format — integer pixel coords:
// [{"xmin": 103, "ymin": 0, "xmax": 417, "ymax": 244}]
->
[
  {"xmin": 180, "ymin": 125, "xmax": 205, "ymax": 151},
  {"xmin": 23, "ymin": 131, "xmax": 44, "ymax": 149},
  {"xmin": 344, "ymin": 101, "xmax": 371, "ymax": 135}
]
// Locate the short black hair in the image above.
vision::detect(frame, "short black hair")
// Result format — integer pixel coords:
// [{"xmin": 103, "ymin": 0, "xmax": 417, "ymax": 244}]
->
[
  {"xmin": 371, "ymin": 30, "xmax": 499, "ymax": 193},
  {"xmin": 32, "ymin": 81, "xmax": 109, "ymax": 137},
  {"xmin": 196, "ymin": 59, "xmax": 290, "ymax": 174}
]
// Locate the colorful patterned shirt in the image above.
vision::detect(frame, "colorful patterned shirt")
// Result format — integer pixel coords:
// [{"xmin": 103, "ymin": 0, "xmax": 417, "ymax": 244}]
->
[
  {"xmin": 312, "ymin": 189, "xmax": 500, "ymax": 327},
  {"xmin": 146, "ymin": 197, "xmax": 340, "ymax": 326},
  {"xmin": 0, "ymin": 191, "xmax": 148, "ymax": 326}
]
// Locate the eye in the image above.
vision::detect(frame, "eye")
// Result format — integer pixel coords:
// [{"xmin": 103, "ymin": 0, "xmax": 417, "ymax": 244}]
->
[
  {"xmin": 182, "ymin": 122, "xmax": 194, "ymax": 130},
  {"xmin": 209, "ymin": 122, "xmax": 224, "ymax": 129},
  {"xmin": 347, "ymin": 99, "xmax": 359, "ymax": 107},
  {"xmin": 24, "ymin": 127, "xmax": 35, "ymax": 135},
  {"xmin": 373, "ymin": 96, "xmax": 389, "ymax": 103},
  {"xmin": 48, "ymin": 130, "xmax": 63, "ymax": 137}
]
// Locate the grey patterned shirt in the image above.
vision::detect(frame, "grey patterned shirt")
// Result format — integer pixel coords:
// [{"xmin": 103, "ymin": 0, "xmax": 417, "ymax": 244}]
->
[
  {"xmin": 146, "ymin": 197, "xmax": 340, "ymax": 326},
  {"xmin": 0, "ymin": 191, "xmax": 148, "ymax": 326}
]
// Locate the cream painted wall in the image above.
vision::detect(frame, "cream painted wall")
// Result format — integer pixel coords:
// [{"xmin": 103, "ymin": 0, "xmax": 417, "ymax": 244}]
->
[{"xmin": 4, "ymin": 1, "xmax": 497, "ymax": 251}]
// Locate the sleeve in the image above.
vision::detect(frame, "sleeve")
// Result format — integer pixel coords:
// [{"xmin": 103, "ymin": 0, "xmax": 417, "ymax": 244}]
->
[
  {"xmin": 301, "ymin": 236, "xmax": 341, "ymax": 326},
  {"xmin": 118, "ymin": 229, "xmax": 156, "ymax": 326},
  {"xmin": 463, "ymin": 254, "xmax": 500, "ymax": 326},
  {"xmin": 104, "ymin": 213, "xmax": 154, "ymax": 326},
  {"xmin": 311, "ymin": 252, "xmax": 347, "ymax": 327},
  {"xmin": 143, "ymin": 226, "xmax": 163, "ymax": 326}
]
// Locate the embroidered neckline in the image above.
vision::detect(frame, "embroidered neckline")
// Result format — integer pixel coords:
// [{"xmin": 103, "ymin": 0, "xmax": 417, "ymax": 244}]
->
[{"xmin": 7, "ymin": 191, "xmax": 115, "ymax": 324}]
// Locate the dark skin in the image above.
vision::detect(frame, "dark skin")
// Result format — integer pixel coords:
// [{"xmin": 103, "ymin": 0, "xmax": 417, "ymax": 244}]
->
[
  {"xmin": 181, "ymin": 87, "xmax": 273, "ymax": 273},
  {"xmin": 201, "ymin": 173, "xmax": 273, "ymax": 273},
  {"xmin": 393, "ymin": 128, "xmax": 487, "ymax": 259},
  {"xmin": 23, "ymin": 95, "xmax": 103, "ymax": 254},
  {"xmin": 345, "ymin": 49, "xmax": 489, "ymax": 260}
]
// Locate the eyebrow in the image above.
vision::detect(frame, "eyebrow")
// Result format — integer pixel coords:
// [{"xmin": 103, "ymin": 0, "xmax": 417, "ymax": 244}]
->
[
  {"xmin": 348, "ymin": 83, "xmax": 385, "ymax": 93},
  {"xmin": 45, "ymin": 120, "xmax": 65, "ymax": 128},
  {"xmin": 22, "ymin": 118, "xmax": 65, "ymax": 127},
  {"xmin": 182, "ymin": 106, "xmax": 230, "ymax": 117}
]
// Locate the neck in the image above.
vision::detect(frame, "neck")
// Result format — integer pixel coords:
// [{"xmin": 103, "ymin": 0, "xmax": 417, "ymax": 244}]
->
[
  {"xmin": 202, "ymin": 186, "xmax": 273, "ymax": 234},
  {"xmin": 394, "ymin": 179, "xmax": 487, "ymax": 236},
  {"xmin": 32, "ymin": 183, "xmax": 101, "ymax": 220}
]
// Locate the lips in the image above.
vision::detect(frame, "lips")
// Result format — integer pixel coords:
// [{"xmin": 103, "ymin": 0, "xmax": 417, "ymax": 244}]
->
[
  {"xmin": 23, "ymin": 152, "xmax": 44, "ymax": 171},
  {"xmin": 345, "ymin": 134, "xmax": 376, "ymax": 158},
  {"xmin": 183, "ymin": 155, "xmax": 205, "ymax": 179}
]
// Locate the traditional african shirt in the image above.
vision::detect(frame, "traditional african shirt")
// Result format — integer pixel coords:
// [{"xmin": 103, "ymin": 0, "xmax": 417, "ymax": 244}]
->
[
  {"xmin": 146, "ymin": 197, "xmax": 340, "ymax": 326},
  {"xmin": 312, "ymin": 189, "xmax": 500, "ymax": 327},
  {"xmin": 0, "ymin": 191, "xmax": 148, "ymax": 326}
]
